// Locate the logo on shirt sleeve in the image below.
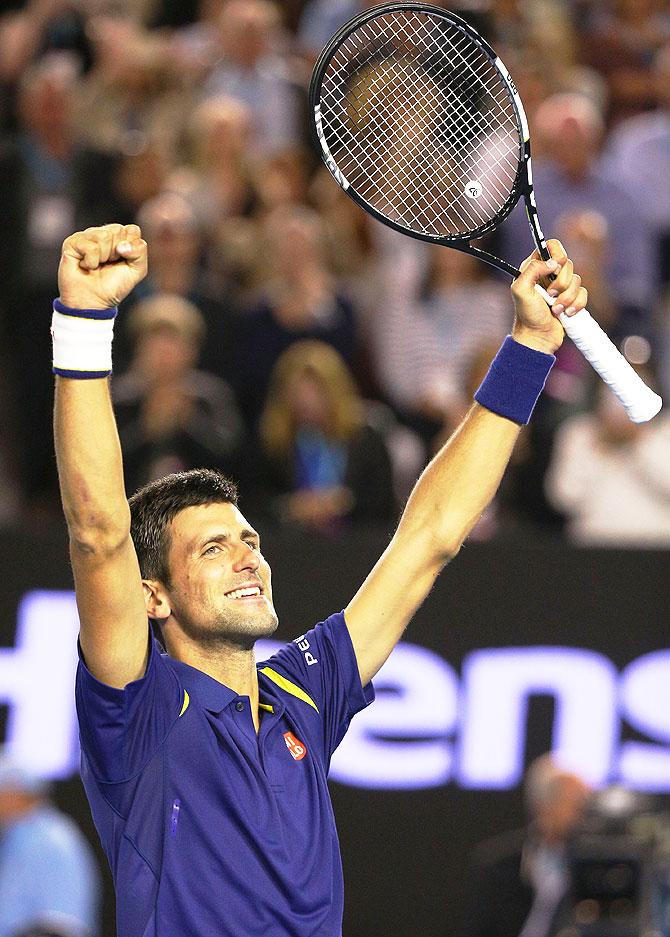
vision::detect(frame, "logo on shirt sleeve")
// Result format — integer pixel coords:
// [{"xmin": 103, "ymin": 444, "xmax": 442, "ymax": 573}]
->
[
  {"xmin": 283, "ymin": 731, "xmax": 307, "ymax": 761},
  {"xmin": 294, "ymin": 634, "xmax": 318, "ymax": 667}
]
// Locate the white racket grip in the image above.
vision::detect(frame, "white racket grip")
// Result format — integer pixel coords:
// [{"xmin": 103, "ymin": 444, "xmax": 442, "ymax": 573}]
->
[{"xmin": 534, "ymin": 284, "xmax": 662, "ymax": 423}]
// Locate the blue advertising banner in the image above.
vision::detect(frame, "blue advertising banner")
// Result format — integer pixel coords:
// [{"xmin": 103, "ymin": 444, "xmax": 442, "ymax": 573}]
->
[{"xmin": 0, "ymin": 524, "xmax": 668, "ymax": 936}]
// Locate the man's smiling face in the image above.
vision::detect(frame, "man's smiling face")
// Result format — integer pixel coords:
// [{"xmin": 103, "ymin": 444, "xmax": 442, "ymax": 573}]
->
[{"xmin": 159, "ymin": 502, "xmax": 278, "ymax": 650}]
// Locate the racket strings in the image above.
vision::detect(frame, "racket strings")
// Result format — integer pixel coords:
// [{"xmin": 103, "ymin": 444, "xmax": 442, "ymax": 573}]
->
[
  {"xmin": 328, "ymin": 25, "xmax": 457, "ymax": 225},
  {"xmin": 363, "ymin": 20, "xmax": 517, "ymax": 228},
  {"xmin": 336, "ymin": 39, "xmax": 457, "ymax": 230},
  {"xmin": 319, "ymin": 10, "xmax": 522, "ymax": 238},
  {"xmin": 335, "ymin": 14, "xmax": 519, "ymax": 219}
]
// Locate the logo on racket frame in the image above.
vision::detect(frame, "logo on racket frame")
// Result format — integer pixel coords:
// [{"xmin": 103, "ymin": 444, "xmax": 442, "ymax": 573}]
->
[
  {"xmin": 465, "ymin": 182, "xmax": 483, "ymax": 199},
  {"xmin": 314, "ymin": 105, "xmax": 350, "ymax": 191}
]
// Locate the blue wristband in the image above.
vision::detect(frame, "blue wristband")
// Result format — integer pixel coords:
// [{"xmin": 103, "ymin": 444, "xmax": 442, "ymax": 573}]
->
[
  {"xmin": 474, "ymin": 336, "xmax": 555, "ymax": 425},
  {"xmin": 53, "ymin": 298, "xmax": 118, "ymax": 320}
]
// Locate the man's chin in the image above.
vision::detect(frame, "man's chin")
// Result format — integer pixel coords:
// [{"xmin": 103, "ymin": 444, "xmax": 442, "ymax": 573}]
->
[
  {"xmin": 223, "ymin": 606, "xmax": 279, "ymax": 648},
  {"xmin": 250, "ymin": 611, "xmax": 279, "ymax": 641}
]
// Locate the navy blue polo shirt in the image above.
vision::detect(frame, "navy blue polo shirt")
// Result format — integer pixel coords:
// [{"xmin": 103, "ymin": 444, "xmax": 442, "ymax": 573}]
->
[{"xmin": 75, "ymin": 611, "xmax": 374, "ymax": 937}]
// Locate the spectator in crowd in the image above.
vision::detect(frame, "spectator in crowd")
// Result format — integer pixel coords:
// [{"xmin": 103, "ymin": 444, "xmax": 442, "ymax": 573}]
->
[
  {"xmin": 168, "ymin": 95, "xmax": 256, "ymax": 230},
  {"xmin": 458, "ymin": 754, "xmax": 592, "ymax": 937},
  {"xmin": 0, "ymin": 50, "xmax": 116, "ymax": 510},
  {"xmin": 234, "ymin": 205, "xmax": 359, "ymax": 427},
  {"xmin": 369, "ymin": 247, "xmax": 510, "ymax": 444},
  {"xmin": 203, "ymin": 0, "xmax": 302, "ymax": 154},
  {"xmin": 0, "ymin": 748, "xmax": 100, "ymax": 937},
  {"xmin": 255, "ymin": 340, "xmax": 396, "ymax": 531},
  {"xmin": 125, "ymin": 192, "xmax": 239, "ymax": 380},
  {"xmin": 581, "ymin": 0, "xmax": 670, "ymax": 123},
  {"xmin": 252, "ymin": 146, "xmax": 311, "ymax": 216},
  {"xmin": 603, "ymin": 43, "xmax": 670, "ymax": 293},
  {"xmin": 297, "ymin": 0, "xmax": 363, "ymax": 60},
  {"xmin": 501, "ymin": 92, "xmax": 656, "ymax": 337},
  {"xmin": 0, "ymin": 0, "xmax": 91, "ymax": 130},
  {"xmin": 113, "ymin": 294, "xmax": 245, "ymax": 497},
  {"xmin": 545, "ymin": 377, "xmax": 670, "ymax": 547},
  {"xmin": 486, "ymin": 0, "xmax": 577, "ymax": 80},
  {"xmin": 308, "ymin": 164, "xmax": 375, "ymax": 289},
  {"xmin": 134, "ymin": 193, "xmax": 203, "ymax": 299},
  {"xmin": 161, "ymin": 0, "xmax": 227, "ymax": 82},
  {"xmin": 74, "ymin": 13, "xmax": 188, "ymax": 160},
  {"xmin": 108, "ymin": 139, "xmax": 169, "ymax": 227},
  {"xmin": 0, "ymin": 51, "xmax": 82, "ymax": 300}
]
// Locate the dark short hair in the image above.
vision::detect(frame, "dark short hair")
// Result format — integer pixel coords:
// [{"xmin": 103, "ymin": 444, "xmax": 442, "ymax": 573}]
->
[{"xmin": 129, "ymin": 469, "xmax": 238, "ymax": 584}]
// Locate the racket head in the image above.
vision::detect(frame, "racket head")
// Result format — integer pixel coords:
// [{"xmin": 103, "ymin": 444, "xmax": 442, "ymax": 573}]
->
[{"xmin": 309, "ymin": 2, "xmax": 531, "ymax": 250}]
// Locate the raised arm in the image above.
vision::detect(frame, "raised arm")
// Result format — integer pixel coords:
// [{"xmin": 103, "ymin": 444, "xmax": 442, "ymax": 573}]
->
[
  {"xmin": 345, "ymin": 241, "xmax": 587, "ymax": 685},
  {"xmin": 54, "ymin": 224, "xmax": 149, "ymax": 688}
]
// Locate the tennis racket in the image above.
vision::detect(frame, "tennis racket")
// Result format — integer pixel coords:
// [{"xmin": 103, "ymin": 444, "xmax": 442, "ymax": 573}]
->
[{"xmin": 308, "ymin": 2, "xmax": 662, "ymax": 423}]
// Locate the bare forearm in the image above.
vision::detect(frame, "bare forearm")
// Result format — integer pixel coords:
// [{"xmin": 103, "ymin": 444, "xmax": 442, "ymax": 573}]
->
[
  {"xmin": 345, "ymin": 246, "xmax": 587, "ymax": 685},
  {"xmin": 53, "ymin": 225, "xmax": 147, "ymax": 546},
  {"xmin": 54, "ymin": 376, "xmax": 130, "ymax": 545},
  {"xmin": 399, "ymin": 317, "xmax": 565, "ymax": 560},
  {"xmin": 398, "ymin": 403, "xmax": 520, "ymax": 559},
  {"xmin": 346, "ymin": 402, "xmax": 520, "ymax": 683}
]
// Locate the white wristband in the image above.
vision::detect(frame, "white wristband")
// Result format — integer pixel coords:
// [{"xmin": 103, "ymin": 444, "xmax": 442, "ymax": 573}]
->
[{"xmin": 51, "ymin": 299, "xmax": 117, "ymax": 378}]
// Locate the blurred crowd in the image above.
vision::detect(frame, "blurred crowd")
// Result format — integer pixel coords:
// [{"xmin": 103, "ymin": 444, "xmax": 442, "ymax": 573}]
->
[{"xmin": 0, "ymin": 0, "xmax": 669, "ymax": 546}]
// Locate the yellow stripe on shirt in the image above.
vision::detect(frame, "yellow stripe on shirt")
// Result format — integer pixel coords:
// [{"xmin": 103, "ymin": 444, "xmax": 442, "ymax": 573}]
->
[{"xmin": 259, "ymin": 667, "xmax": 319, "ymax": 713}]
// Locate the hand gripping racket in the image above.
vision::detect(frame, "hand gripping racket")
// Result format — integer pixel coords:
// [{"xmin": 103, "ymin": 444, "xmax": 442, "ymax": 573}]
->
[{"xmin": 308, "ymin": 2, "xmax": 662, "ymax": 422}]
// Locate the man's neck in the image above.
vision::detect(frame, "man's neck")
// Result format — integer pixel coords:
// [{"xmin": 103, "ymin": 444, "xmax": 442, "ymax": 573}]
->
[{"xmin": 172, "ymin": 638, "xmax": 261, "ymax": 730}]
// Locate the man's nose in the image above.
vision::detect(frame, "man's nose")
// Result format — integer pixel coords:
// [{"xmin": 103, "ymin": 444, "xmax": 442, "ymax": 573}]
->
[{"xmin": 232, "ymin": 542, "xmax": 260, "ymax": 571}]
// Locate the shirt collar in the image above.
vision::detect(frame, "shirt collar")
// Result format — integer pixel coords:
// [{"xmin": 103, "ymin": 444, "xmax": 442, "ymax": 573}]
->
[{"xmin": 168, "ymin": 657, "xmax": 238, "ymax": 714}]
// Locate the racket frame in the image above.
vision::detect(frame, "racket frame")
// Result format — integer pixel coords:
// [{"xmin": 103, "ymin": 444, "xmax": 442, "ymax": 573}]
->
[
  {"xmin": 309, "ymin": 1, "xmax": 662, "ymax": 422},
  {"xmin": 308, "ymin": 0, "xmax": 547, "ymax": 278}
]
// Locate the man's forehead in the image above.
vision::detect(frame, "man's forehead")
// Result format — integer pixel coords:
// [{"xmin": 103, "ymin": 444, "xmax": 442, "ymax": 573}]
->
[{"xmin": 171, "ymin": 502, "xmax": 258, "ymax": 543}]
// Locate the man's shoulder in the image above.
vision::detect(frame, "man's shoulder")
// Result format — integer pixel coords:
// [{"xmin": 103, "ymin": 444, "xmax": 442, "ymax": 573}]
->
[{"xmin": 257, "ymin": 612, "xmax": 348, "ymax": 675}]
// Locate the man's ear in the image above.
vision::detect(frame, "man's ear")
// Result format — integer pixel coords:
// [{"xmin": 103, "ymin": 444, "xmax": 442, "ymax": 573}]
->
[{"xmin": 143, "ymin": 580, "xmax": 171, "ymax": 621}]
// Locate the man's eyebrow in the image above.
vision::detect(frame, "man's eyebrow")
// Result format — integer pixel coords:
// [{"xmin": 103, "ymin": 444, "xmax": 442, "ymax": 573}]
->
[
  {"xmin": 190, "ymin": 532, "xmax": 230, "ymax": 552},
  {"xmin": 191, "ymin": 530, "xmax": 260, "ymax": 552}
]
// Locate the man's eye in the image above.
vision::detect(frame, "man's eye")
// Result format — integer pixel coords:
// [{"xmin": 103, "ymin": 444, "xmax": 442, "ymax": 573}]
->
[
  {"xmin": 203, "ymin": 545, "xmax": 221, "ymax": 556},
  {"xmin": 245, "ymin": 540, "xmax": 260, "ymax": 551}
]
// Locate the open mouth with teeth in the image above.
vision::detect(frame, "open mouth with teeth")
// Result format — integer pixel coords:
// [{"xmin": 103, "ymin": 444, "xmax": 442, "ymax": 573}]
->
[{"xmin": 224, "ymin": 586, "xmax": 263, "ymax": 600}]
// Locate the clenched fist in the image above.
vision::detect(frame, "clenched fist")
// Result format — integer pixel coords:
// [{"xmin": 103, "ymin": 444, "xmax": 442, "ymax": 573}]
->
[{"xmin": 58, "ymin": 223, "xmax": 148, "ymax": 310}]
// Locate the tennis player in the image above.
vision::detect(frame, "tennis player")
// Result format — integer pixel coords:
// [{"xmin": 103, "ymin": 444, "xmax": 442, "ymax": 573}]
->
[{"xmin": 52, "ymin": 223, "xmax": 586, "ymax": 937}]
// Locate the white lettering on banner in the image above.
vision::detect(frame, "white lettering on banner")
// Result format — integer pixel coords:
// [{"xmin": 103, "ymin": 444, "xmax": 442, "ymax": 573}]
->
[
  {"xmin": 618, "ymin": 652, "xmax": 670, "ymax": 791},
  {"xmin": 330, "ymin": 643, "xmax": 459, "ymax": 788},
  {"xmin": 456, "ymin": 648, "xmax": 618, "ymax": 788},
  {"xmin": 2, "ymin": 592, "xmax": 670, "ymax": 790},
  {"xmin": 0, "ymin": 591, "xmax": 80, "ymax": 778}
]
